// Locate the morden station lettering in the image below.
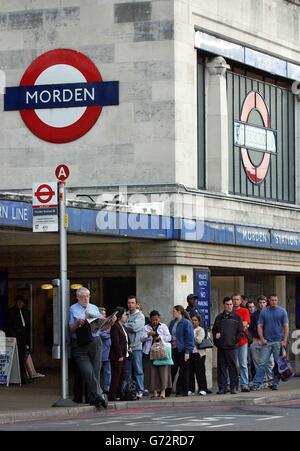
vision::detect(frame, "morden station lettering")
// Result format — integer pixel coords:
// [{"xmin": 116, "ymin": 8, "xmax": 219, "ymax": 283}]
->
[
  {"xmin": 26, "ymin": 86, "xmax": 95, "ymax": 105},
  {"xmin": 236, "ymin": 226, "xmax": 270, "ymax": 247}
]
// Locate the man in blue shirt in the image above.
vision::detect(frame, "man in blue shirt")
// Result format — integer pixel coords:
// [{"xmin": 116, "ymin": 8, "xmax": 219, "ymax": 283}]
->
[
  {"xmin": 69, "ymin": 287, "xmax": 108, "ymax": 408},
  {"xmin": 251, "ymin": 294, "xmax": 289, "ymax": 391}
]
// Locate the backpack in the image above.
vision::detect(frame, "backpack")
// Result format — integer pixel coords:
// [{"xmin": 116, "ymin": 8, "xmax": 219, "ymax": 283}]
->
[
  {"xmin": 120, "ymin": 380, "xmax": 138, "ymax": 401},
  {"xmin": 277, "ymin": 355, "xmax": 295, "ymax": 382}
]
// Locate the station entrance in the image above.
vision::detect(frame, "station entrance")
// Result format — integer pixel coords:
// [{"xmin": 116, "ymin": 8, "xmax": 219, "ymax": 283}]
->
[{"xmin": 8, "ymin": 275, "xmax": 136, "ymax": 370}]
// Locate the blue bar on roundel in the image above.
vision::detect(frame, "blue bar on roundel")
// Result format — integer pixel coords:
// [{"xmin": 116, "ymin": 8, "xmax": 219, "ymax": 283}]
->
[{"xmin": 4, "ymin": 81, "xmax": 119, "ymax": 111}]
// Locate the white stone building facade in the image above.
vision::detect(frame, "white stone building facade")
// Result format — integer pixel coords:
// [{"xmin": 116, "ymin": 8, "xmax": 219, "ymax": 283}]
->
[{"xmin": 1, "ymin": 0, "xmax": 300, "ymax": 378}]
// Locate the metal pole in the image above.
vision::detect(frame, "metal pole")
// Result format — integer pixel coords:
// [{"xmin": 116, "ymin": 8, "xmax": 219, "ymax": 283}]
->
[
  {"xmin": 53, "ymin": 181, "xmax": 75, "ymax": 407},
  {"xmin": 59, "ymin": 181, "xmax": 68, "ymax": 400}
]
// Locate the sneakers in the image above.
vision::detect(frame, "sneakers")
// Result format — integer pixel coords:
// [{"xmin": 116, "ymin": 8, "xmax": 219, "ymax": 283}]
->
[
  {"xmin": 188, "ymin": 391, "xmax": 195, "ymax": 396},
  {"xmin": 198, "ymin": 391, "xmax": 207, "ymax": 396},
  {"xmin": 230, "ymin": 389, "xmax": 238, "ymax": 395},
  {"xmin": 269, "ymin": 384, "xmax": 279, "ymax": 391},
  {"xmin": 137, "ymin": 391, "xmax": 143, "ymax": 399},
  {"xmin": 250, "ymin": 385, "xmax": 261, "ymax": 391},
  {"xmin": 241, "ymin": 386, "xmax": 250, "ymax": 393}
]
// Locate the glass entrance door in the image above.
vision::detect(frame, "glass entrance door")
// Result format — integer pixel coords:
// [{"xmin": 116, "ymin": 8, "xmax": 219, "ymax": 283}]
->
[{"xmin": 9, "ymin": 279, "xmax": 100, "ymax": 370}]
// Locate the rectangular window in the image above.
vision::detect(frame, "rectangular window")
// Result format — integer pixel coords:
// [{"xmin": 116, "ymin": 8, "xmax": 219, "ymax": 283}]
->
[
  {"xmin": 197, "ymin": 58, "xmax": 206, "ymax": 189},
  {"xmin": 227, "ymin": 71, "xmax": 295, "ymax": 203}
]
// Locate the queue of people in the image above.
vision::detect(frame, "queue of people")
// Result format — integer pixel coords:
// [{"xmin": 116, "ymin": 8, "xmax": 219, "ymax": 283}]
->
[
  {"xmin": 1, "ymin": 285, "xmax": 290, "ymax": 407},
  {"xmin": 212, "ymin": 293, "xmax": 289, "ymax": 394},
  {"xmin": 69, "ymin": 289, "xmax": 212, "ymax": 406},
  {"xmin": 3, "ymin": 288, "xmax": 290, "ymax": 404},
  {"xmin": 69, "ymin": 288, "xmax": 290, "ymax": 407}
]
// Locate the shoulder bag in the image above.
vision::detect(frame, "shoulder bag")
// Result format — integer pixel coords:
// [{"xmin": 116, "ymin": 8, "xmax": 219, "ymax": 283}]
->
[
  {"xmin": 150, "ymin": 340, "xmax": 167, "ymax": 360},
  {"xmin": 196, "ymin": 337, "xmax": 214, "ymax": 350},
  {"xmin": 153, "ymin": 342, "xmax": 174, "ymax": 366}
]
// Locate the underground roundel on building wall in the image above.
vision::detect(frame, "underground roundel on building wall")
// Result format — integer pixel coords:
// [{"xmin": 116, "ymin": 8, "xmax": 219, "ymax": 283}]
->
[
  {"xmin": 234, "ymin": 91, "xmax": 277, "ymax": 184},
  {"xmin": 4, "ymin": 49, "xmax": 119, "ymax": 143}
]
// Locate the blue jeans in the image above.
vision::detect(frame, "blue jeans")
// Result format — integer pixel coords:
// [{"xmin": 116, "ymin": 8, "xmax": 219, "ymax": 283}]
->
[
  {"xmin": 253, "ymin": 342, "xmax": 281, "ymax": 387},
  {"xmin": 235, "ymin": 344, "xmax": 249, "ymax": 387},
  {"xmin": 101, "ymin": 361, "xmax": 111, "ymax": 393},
  {"xmin": 125, "ymin": 350, "xmax": 144, "ymax": 393},
  {"xmin": 250, "ymin": 341, "xmax": 274, "ymax": 382}
]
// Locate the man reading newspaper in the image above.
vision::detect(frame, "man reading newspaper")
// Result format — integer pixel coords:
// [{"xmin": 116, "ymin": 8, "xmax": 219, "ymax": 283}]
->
[{"xmin": 69, "ymin": 287, "xmax": 116, "ymax": 408}]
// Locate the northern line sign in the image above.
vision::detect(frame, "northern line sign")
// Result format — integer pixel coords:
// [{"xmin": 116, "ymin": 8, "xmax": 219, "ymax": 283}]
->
[{"xmin": 4, "ymin": 49, "xmax": 119, "ymax": 143}]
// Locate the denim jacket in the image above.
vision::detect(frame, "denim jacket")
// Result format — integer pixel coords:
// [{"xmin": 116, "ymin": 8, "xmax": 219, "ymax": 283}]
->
[
  {"xmin": 169, "ymin": 318, "xmax": 194, "ymax": 354},
  {"xmin": 99, "ymin": 329, "xmax": 111, "ymax": 362}
]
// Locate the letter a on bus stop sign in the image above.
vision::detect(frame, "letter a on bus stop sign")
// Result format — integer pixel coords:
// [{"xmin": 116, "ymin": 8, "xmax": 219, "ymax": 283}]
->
[{"xmin": 55, "ymin": 164, "xmax": 70, "ymax": 182}]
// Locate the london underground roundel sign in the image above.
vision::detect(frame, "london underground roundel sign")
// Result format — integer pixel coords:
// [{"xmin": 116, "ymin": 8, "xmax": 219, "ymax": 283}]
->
[
  {"xmin": 4, "ymin": 49, "xmax": 119, "ymax": 143},
  {"xmin": 234, "ymin": 91, "xmax": 277, "ymax": 185},
  {"xmin": 34, "ymin": 183, "xmax": 56, "ymax": 204}
]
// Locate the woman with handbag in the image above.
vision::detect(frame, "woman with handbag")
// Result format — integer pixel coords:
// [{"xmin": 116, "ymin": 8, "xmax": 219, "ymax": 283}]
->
[
  {"xmin": 189, "ymin": 315, "xmax": 211, "ymax": 396},
  {"xmin": 141, "ymin": 310, "xmax": 172, "ymax": 399}
]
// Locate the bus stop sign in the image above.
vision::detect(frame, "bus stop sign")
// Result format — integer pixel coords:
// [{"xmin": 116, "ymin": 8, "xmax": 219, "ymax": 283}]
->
[{"xmin": 55, "ymin": 164, "xmax": 70, "ymax": 182}]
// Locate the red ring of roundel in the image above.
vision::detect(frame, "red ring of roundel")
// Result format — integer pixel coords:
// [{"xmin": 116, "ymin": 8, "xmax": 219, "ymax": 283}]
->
[{"xmin": 20, "ymin": 49, "xmax": 102, "ymax": 143}]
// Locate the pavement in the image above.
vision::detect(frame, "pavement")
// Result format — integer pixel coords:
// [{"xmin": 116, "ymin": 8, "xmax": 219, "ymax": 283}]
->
[{"xmin": 0, "ymin": 373, "xmax": 300, "ymax": 425}]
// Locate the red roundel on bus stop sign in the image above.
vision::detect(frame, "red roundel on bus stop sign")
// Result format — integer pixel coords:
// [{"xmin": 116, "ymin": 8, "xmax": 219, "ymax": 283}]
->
[
  {"xmin": 20, "ymin": 49, "xmax": 102, "ymax": 143},
  {"xmin": 34, "ymin": 184, "xmax": 56, "ymax": 204}
]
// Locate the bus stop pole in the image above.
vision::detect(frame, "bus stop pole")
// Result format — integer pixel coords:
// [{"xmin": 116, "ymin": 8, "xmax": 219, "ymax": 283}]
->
[
  {"xmin": 53, "ymin": 181, "xmax": 75, "ymax": 407},
  {"xmin": 60, "ymin": 181, "xmax": 68, "ymax": 400}
]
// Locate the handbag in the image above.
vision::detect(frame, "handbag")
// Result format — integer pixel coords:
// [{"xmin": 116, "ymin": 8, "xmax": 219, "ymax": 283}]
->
[
  {"xmin": 153, "ymin": 342, "xmax": 174, "ymax": 366},
  {"xmin": 196, "ymin": 337, "xmax": 214, "ymax": 350},
  {"xmin": 150, "ymin": 340, "xmax": 168, "ymax": 360},
  {"xmin": 277, "ymin": 348, "xmax": 295, "ymax": 382},
  {"xmin": 76, "ymin": 321, "xmax": 93, "ymax": 347}
]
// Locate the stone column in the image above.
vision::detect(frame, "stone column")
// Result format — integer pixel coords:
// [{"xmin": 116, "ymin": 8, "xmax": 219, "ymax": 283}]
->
[
  {"xmin": 286, "ymin": 277, "xmax": 299, "ymax": 375},
  {"xmin": 136, "ymin": 265, "xmax": 193, "ymax": 323},
  {"xmin": 234, "ymin": 276, "xmax": 245, "ymax": 295},
  {"xmin": 136, "ymin": 265, "xmax": 213, "ymax": 389},
  {"xmin": 296, "ymin": 93, "xmax": 300, "ymax": 204},
  {"xmin": 206, "ymin": 56, "xmax": 230, "ymax": 194},
  {"xmin": 275, "ymin": 275, "xmax": 287, "ymax": 309}
]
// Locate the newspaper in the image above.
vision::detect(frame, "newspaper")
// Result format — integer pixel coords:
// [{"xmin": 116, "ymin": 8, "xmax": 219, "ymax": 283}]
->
[{"xmin": 85, "ymin": 311, "xmax": 116, "ymax": 332}]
